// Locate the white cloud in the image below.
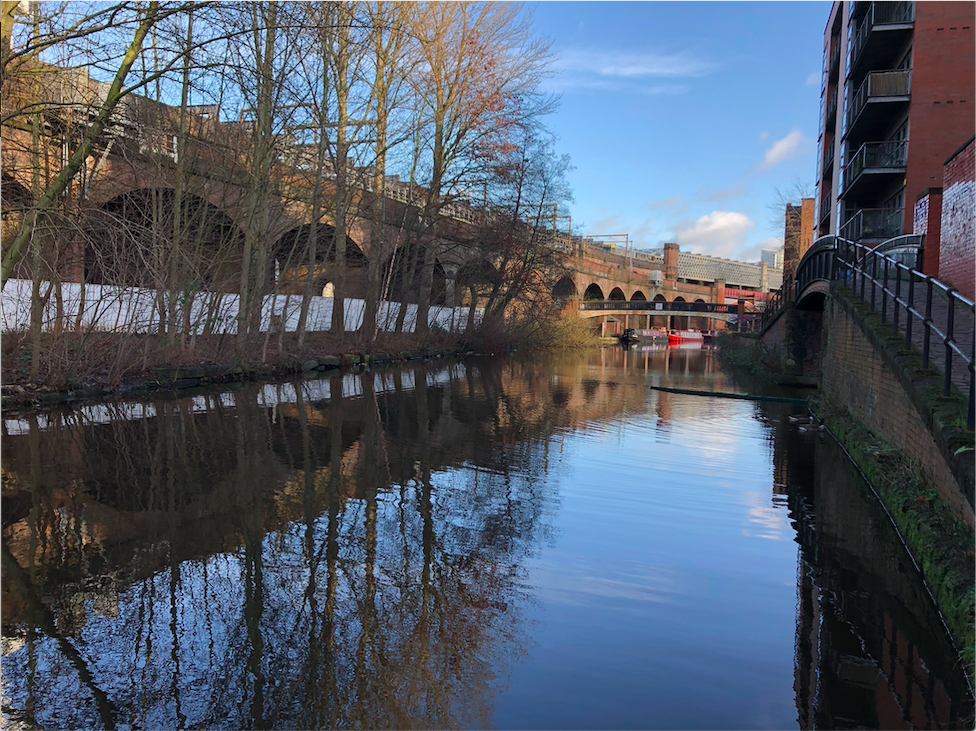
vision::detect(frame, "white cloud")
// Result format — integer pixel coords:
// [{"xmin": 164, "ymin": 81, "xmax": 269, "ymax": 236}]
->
[
  {"xmin": 674, "ymin": 211, "xmax": 756, "ymax": 258},
  {"xmin": 738, "ymin": 236, "xmax": 784, "ymax": 263},
  {"xmin": 759, "ymin": 131, "xmax": 769, "ymax": 141},
  {"xmin": 806, "ymin": 72, "xmax": 820, "ymax": 86},
  {"xmin": 556, "ymin": 49, "xmax": 715, "ymax": 79},
  {"xmin": 702, "ymin": 180, "xmax": 748, "ymax": 202},
  {"xmin": 758, "ymin": 129, "xmax": 808, "ymax": 171},
  {"xmin": 589, "ymin": 212, "xmax": 628, "ymax": 235}
]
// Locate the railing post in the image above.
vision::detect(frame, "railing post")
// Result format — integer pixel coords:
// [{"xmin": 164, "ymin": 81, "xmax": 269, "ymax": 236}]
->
[
  {"xmin": 893, "ymin": 264, "xmax": 901, "ymax": 333},
  {"xmin": 881, "ymin": 257, "xmax": 889, "ymax": 323},
  {"xmin": 860, "ymin": 247, "xmax": 867, "ymax": 302},
  {"xmin": 923, "ymin": 278, "xmax": 933, "ymax": 368},
  {"xmin": 969, "ymin": 320, "xmax": 975, "ymax": 430},
  {"xmin": 906, "ymin": 273, "xmax": 915, "ymax": 349},
  {"xmin": 870, "ymin": 251, "xmax": 877, "ymax": 312},
  {"xmin": 944, "ymin": 294, "xmax": 954, "ymax": 397}
]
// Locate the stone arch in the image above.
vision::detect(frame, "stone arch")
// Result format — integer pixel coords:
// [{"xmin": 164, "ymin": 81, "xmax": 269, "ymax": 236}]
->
[
  {"xmin": 583, "ymin": 283, "xmax": 605, "ymax": 300},
  {"xmin": 552, "ymin": 275, "xmax": 578, "ymax": 299},
  {"xmin": 84, "ymin": 187, "xmax": 244, "ymax": 291},
  {"xmin": 608, "ymin": 287, "xmax": 626, "ymax": 301},
  {"xmin": 631, "ymin": 290, "xmax": 647, "ymax": 301}
]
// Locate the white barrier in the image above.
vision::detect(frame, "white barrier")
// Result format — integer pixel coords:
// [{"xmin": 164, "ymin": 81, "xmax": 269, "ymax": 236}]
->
[{"xmin": 0, "ymin": 279, "xmax": 480, "ymax": 335}]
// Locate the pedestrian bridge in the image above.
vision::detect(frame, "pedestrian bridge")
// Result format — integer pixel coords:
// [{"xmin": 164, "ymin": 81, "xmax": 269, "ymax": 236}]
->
[{"xmin": 578, "ymin": 300, "xmax": 738, "ymax": 323}]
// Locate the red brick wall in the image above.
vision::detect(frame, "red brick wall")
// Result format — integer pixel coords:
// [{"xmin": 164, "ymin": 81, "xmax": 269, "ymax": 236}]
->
[
  {"xmin": 905, "ymin": 3, "xmax": 976, "ymax": 271},
  {"xmin": 939, "ymin": 138, "xmax": 975, "ymax": 300},
  {"xmin": 821, "ymin": 297, "xmax": 973, "ymax": 526}
]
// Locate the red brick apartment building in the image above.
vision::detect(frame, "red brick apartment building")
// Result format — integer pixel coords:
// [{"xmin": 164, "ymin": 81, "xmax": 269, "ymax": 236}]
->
[{"xmin": 814, "ymin": 1, "xmax": 975, "ymax": 280}]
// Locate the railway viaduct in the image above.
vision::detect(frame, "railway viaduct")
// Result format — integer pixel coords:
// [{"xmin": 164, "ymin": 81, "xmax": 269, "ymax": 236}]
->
[{"xmin": 2, "ymin": 75, "xmax": 774, "ymax": 326}]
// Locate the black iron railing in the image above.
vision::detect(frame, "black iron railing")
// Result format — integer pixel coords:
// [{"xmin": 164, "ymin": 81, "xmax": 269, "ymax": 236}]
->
[
  {"xmin": 849, "ymin": 1, "xmax": 915, "ymax": 75},
  {"xmin": 839, "ymin": 208, "xmax": 904, "ymax": 241},
  {"xmin": 761, "ymin": 235, "xmax": 975, "ymax": 428}
]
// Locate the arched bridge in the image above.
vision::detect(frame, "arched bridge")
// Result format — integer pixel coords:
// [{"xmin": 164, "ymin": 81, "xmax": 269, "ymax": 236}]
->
[{"xmin": 760, "ymin": 233, "xmax": 974, "ymax": 430}]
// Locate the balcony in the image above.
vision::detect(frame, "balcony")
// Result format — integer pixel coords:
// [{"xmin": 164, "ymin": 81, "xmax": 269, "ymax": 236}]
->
[
  {"xmin": 839, "ymin": 208, "xmax": 905, "ymax": 242},
  {"xmin": 841, "ymin": 140, "xmax": 907, "ymax": 199},
  {"xmin": 848, "ymin": 2, "xmax": 914, "ymax": 81},
  {"xmin": 825, "ymin": 89, "xmax": 838, "ymax": 127},
  {"xmin": 818, "ymin": 193, "xmax": 832, "ymax": 228},
  {"xmin": 828, "ymin": 43, "xmax": 841, "ymax": 82},
  {"xmin": 822, "ymin": 144, "xmax": 835, "ymax": 180},
  {"xmin": 845, "ymin": 70, "xmax": 911, "ymax": 144}
]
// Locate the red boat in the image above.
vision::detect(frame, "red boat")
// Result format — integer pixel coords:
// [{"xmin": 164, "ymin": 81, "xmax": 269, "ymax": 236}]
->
[{"xmin": 668, "ymin": 329, "xmax": 704, "ymax": 343}]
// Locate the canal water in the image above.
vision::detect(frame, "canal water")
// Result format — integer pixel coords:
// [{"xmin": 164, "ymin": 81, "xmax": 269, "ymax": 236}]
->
[{"xmin": 1, "ymin": 346, "xmax": 972, "ymax": 729}]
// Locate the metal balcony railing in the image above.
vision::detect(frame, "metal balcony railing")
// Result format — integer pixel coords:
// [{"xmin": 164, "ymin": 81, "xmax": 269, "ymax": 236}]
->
[
  {"xmin": 847, "ymin": 70, "xmax": 911, "ymax": 131},
  {"xmin": 829, "ymin": 43, "xmax": 841, "ymax": 80},
  {"xmin": 843, "ymin": 140, "xmax": 908, "ymax": 189},
  {"xmin": 823, "ymin": 145, "xmax": 835, "ymax": 177},
  {"xmin": 850, "ymin": 2, "xmax": 915, "ymax": 75},
  {"xmin": 825, "ymin": 89, "xmax": 838, "ymax": 125},
  {"xmin": 840, "ymin": 208, "xmax": 904, "ymax": 241}
]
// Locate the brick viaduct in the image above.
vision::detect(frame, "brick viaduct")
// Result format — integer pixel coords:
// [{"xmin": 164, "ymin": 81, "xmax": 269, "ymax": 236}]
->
[{"xmin": 1, "ymin": 90, "xmax": 732, "ymax": 322}]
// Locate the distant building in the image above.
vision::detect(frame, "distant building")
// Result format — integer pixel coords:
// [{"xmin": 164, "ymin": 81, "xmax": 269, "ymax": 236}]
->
[
  {"xmin": 644, "ymin": 245, "xmax": 783, "ymax": 293},
  {"xmin": 783, "ymin": 199, "xmax": 815, "ymax": 280},
  {"xmin": 761, "ymin": 248, "xmax": 785, "ymax": 269},
  {"xmin": 814, "ymin": 1, "xmax": 975, "ymax": 277}
]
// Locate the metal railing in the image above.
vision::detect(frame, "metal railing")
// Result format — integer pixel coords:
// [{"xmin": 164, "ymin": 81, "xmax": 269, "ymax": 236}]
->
[
  {"xmin": 823, "ymin": 144, "xmax": 835, "ymax": 175},
  {"xmin": 761, "ymin": 235, "xmax": 974, "ymax": 429},
  {"xmin": 825, "ymin": 89, "xmax": 838, "ymax": 126},
  {"xmin": 840, "ymin": 208, "xmax": 904, "ymax": 241},
  {"xmin": 847, "ymin": 70, "xmax": 911, "ymax": 131},
  {"xmin": 844, "ymin": 140, "xmax": 908, "ymax": 190},
  {"xmin": 829, "ymin": 43, "xmax": 841, "ymax": 79},
  {"xmin": 580, "ymin": 300, "xmax": 733, "ymax": 313},
  {"xmin": 850, "ymin": 2, "xmax": 915, "ymax": 74}
]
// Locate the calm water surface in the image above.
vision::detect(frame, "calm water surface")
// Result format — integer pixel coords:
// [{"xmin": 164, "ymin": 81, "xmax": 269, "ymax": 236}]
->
[{"xmin": 1, "ymin": 346, "xmax": 972, "ymax": 729}]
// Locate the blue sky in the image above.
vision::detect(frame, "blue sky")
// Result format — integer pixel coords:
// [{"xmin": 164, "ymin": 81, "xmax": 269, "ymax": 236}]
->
[{"xmin": 528, "ymin": 1, "xmax": 831, "ymax": 262}]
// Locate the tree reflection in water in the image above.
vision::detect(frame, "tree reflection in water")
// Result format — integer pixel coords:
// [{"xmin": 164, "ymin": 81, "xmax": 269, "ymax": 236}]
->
[
  {"xmin": 1, "ymin": 359, "xmax": 563, "ymax": 729},
  {"xmin": 1, "ymin": 350, "xmax": 972, "ymax": 729}
]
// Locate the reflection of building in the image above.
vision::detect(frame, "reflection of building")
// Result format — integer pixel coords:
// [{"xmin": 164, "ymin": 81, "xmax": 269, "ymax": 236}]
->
[
  {"xmin": 814, "ymin": 1, "xmax": 975, "ymax": 276},
  {"xmin": 762, "ymin": 403, "xmax": 970, "ymax": 729}
]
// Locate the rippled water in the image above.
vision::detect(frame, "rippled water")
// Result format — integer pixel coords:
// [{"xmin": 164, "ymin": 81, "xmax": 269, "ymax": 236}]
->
[{"xmin": 1, "ymin": 346, "xmax": 972, "ymax": 729}]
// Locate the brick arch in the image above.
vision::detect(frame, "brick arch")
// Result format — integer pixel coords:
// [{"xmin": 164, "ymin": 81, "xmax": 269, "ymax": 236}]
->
[
  {"xmin": 272, "ymin": 222, "xmax": 369, "ymax": 296},
  {"xmin": 382, "ymin": 244, "xmax": 449, "ymax": 305},
  {"xmin": 84, "ymin": 187, "xmax": 245, "ymax": 291},
  {"xmin": 583, "ymin": 283, "xmax": 605, "ymax": 300},
  {"xmin": 552, "ymin": 275, "xmax": 578, "ymax": 298},
  {"xmin": 631, "ymin": 290, "xmax": 647, "ymax": 301},
  {"xmin": 608, "ymin": 286, "xmax": 626, "ymax": 301}
]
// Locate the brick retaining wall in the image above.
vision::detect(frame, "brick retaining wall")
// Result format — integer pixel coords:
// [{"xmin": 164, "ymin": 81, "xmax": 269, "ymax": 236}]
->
[{"xmin": 821, "ymin": 294, "xmax": 974, "ymax": 527}]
